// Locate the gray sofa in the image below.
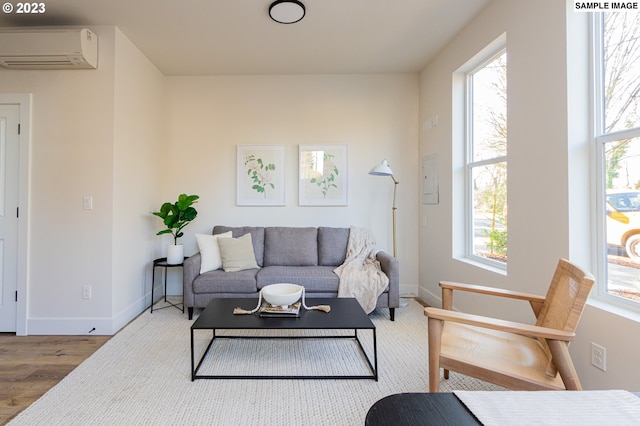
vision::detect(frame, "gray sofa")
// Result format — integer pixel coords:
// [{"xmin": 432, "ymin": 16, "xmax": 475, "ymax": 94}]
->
[{"xmin": 183, "ymin": 226, "xmax": 400, "ymax": 320}]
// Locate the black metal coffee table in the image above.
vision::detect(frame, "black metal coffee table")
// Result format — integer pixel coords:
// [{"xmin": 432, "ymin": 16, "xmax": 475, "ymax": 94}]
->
[{"xmin": 190, "ymin": 297, "xmax": 377, "ymax": 381}]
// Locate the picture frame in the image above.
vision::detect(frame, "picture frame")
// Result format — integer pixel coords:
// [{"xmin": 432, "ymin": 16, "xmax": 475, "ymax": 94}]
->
[
  {"xmin": 298, "ymin": 144, "xmax": 348, "ymax": 206},
  {"xmin": 237, "ymin": 145, "xmax": 286, "ymax": 206}
]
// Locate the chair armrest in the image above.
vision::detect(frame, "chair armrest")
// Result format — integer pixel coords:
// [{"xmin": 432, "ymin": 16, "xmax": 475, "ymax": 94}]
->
[
  {"xmin": 439, "ymin": 281, "xmax": 546, "ymax": 316},
  {"xmin": 440, "ymin": 281, "xmax": 545, "ymax": 303},
  {"xmin": 424, "ymin": 306, "xmax": 575, "ymax": 341},
  {"xmin": 377, "ymin": 250, "xmax": 399, "ymax": 308},
  {"xmin": 183, "ymin": 253, "xmax": 201, "ymax": 307}
]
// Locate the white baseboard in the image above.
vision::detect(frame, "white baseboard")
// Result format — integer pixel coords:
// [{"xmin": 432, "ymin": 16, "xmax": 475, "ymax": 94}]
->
[
  {"xmin": 418, "ymin": 284, "xmax": 442, "ymax": 308},
  {"xmin": 26, "ymin": 317, "xmax": 114, "ymax": 335},
  {"xmin": 111, "ymin": 293, "xmax": 151, "ymax": 334},
  {"xmin": 26, "ymin": 293, "xmax": 151, "ymax": 336},
  {"xmin": 399, "ymin": 284, "xmax": 418, "ymax": 299}
]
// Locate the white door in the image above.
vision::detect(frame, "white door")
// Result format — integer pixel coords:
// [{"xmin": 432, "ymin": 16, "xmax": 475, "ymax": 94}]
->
[{"xmin": 0, "ymin": 105, "xmax": 20, "ymax": 332}]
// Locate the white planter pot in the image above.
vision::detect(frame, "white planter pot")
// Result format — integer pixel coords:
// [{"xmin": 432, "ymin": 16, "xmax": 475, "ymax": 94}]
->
[{"xmin": 167, "ymin": 244, "xmax": 184, "ymax": 265}]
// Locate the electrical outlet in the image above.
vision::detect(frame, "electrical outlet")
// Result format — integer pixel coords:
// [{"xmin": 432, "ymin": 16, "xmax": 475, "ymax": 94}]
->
[
  {"xmin": 82, "ymin": 285, "xmax": 92, "ymax": 300},
  {"xmin": 591, "ymin": 342, "xmax": 606, "ymax": 371},
  {"xmin": 83, "ymin": 195, "xmax": 93, "ymax": 210}
]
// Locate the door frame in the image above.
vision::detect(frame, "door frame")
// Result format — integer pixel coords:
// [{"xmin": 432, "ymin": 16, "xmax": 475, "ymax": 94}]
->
[{"xmin": 0, "ymin": 94, "xmax": 31, "ymax": 335}]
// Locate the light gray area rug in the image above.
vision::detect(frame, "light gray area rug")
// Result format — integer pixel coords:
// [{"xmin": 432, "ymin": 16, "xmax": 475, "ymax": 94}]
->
[{"xmin": 10, "ymin": 300, "xmax": 503, "ymax": 425}]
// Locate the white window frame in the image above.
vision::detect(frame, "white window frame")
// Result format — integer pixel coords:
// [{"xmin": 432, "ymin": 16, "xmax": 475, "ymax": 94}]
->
[
  {"xmin": 592, "ymin": 12, "xmax": 640, "ymax": 312},
  {"xmin": 454, "ymin": 35, "xmax": 508, "ymax": 273}
]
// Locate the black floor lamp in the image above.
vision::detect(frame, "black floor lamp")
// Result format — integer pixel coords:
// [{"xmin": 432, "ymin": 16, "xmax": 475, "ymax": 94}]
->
[{"xmin": 369, "ymin": 159, "xmax": 399, "ymax": 258}]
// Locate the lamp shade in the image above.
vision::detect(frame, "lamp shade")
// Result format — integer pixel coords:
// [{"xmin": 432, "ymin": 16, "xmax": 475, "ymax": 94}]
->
[
  {"xmin": 269, "ymin": 0, "xmax": 306, "ymax": 24},
  {"xmin": 369, "ymin": 159, "xmax": 394, "ymax": 176}
]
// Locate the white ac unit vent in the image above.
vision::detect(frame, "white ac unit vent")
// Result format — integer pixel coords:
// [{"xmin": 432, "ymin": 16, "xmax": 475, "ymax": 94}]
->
[{"xmin": 0, "ymin": 28, "xmax": 98, "ymax": 70}]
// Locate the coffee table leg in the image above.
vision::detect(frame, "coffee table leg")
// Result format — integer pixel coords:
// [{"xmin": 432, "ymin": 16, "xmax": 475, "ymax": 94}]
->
[
  {"xmin": 373, "ymin": 329, "xmax": 378, "ymax": 381},
  {"xmin": 190, "ymin": 328, "xmax": 195, "ymax": 381},
  {"xmin": 354, "ymin": 328, "xmax": 378, "ymax": 381},
  {"xmin": 192, "ymin": 329, "xmax": 218, "ymax": 381}
]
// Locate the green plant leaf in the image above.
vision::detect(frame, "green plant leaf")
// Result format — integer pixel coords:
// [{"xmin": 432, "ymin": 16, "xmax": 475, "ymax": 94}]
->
[
  {"xmin": 153, "ymin": 194, "xmax": 199, "ymax": 243},
  {"xmin": 183, "ymin": 207, "xmax": 198, "ymax": 221},
  {"xmin": 155, "ymin": 202, "xmax": 173, "ymax": 217},
  {"xmin": 176, "ymin": 194, "xmax": 198, "ymax": 210}
]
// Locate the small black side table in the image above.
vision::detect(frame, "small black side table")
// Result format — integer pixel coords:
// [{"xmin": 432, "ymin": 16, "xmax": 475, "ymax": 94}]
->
[{"xmin": 151, "ymin": 257, "xmax": 188, "ymax": 313}]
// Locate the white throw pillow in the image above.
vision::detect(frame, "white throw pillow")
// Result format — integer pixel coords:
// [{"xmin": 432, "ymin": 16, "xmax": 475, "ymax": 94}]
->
[
  {"xmin": 217, "ymin": 233, "xmax": 259, "ymax": 272},
  {"xmin": 196, "ymin": 231, "xmax": 232, "ymax": 273}
]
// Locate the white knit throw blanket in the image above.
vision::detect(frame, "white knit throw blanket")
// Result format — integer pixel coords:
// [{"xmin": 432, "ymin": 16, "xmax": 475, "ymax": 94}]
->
[{"xmin": 334, "ymin": 227, "xmax": 389, "ymax": 314}]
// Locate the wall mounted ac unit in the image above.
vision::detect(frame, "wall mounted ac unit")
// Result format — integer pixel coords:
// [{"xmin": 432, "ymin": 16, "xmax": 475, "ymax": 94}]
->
[{"xmin": 0, "ymin": 28, "xmax": 98, "ymax": 70}]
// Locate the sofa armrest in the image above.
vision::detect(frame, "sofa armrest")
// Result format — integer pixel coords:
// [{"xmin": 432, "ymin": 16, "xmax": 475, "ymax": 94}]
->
[
  {"xmin": 377, "ymin": 250, "xmax": 400, "ymax": 308},
  {"xmin": 183, "ymin": 253, "xmax": 201, "ymax": 308}
]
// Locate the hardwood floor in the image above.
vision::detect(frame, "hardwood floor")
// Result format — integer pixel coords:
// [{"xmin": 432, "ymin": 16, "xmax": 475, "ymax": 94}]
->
[{"xmin": 0, "ymin": 333, "xmax": 110, "ymax": 425}]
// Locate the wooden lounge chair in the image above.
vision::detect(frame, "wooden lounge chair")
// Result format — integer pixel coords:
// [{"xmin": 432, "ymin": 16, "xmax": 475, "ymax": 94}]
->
[{"xmin": 424, "ymin": 259, "xmax": 594, "ymax": 391}]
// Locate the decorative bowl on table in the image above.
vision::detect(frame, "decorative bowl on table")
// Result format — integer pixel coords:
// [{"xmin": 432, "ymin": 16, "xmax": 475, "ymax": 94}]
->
[{"xmin": 261, "ymin": 283, "xmax": 303, "ymax": 307}]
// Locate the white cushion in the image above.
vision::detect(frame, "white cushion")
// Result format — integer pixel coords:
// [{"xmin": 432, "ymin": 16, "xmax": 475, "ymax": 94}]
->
[
  {"xmin": 196, "ymin": 231, "xmax": 232, "ymax": 273},
  {"xmin": 217, "ymin": 233, "xmax": 259, "ymax": 272}
]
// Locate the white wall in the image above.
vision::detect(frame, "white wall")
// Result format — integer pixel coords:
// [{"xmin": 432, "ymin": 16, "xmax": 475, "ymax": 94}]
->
[
  {"xmin": 419, "ymin": 0, "xmax": 640, "ymax": 390},
  {"xmin": 0, "ymin": 26, "xmax": 165, "ymax": 334},
  {"xmin": 0, "ymin": 26, "xmax": 117, "ymax": 333},
  {"xmin": 111, "ymin": 28, "xmax": 166, "ymax": 331},
  {"xmin": 163, "ymin": 74, "xmax": 420, "ymax": 297}
]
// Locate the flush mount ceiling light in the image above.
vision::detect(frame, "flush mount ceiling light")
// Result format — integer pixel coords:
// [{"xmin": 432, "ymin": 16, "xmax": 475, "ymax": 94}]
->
[{"xmin": 269, "ymin": 0, "xmax": 306, "ymax": 24}]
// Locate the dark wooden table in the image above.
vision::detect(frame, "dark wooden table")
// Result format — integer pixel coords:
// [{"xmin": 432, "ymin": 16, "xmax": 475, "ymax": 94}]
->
[
  {"xmin": 366, "ymin": 392, "xmax": 640, "ymax": 425},
  {"xmin": 190, "ymin": 297, "xmax": 377, "ymax": 381},
  {"xmin": 365, "ymin": 393, "xmax": 481, "ymax": 425}
]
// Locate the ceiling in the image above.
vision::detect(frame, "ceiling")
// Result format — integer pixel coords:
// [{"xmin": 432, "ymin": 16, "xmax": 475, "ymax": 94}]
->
[{"xmin": 0, "ymin": 0, "xmax": 489, "ymax": 76}]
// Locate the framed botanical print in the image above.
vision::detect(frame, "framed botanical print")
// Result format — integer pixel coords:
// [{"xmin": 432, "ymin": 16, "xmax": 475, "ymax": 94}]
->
[
  {"xmin": 237, "ymin": 145, "xmax": 285, "ymax": 206},
  {"xmin": 298, "ymin": 144, "xmax": 348, "ymax": 206}
]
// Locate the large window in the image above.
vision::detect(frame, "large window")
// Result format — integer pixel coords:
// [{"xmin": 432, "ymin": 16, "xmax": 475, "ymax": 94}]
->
[
  {"xmin": 465, "ymin": 49, "xmax": 508, "ymax": 268},
  {"xmin": 595, "ymin": 11, "xmax": 640, "ymax": 305}
]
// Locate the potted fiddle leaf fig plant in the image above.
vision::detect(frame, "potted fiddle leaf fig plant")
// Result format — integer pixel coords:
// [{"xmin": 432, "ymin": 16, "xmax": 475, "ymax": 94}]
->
[{"xmin": 153, "ymin": 193, "xmax": 199, "ymax": 264}]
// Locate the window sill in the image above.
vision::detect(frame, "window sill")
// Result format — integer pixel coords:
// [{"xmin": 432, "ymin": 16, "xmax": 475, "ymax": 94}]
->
[
  {"xmin": 455, "ymin": 256, "xmax": 507, "ymax": 276},
  {"xmin": 587, "ymin": 296, "xmax": 640, "ymax": 324}
]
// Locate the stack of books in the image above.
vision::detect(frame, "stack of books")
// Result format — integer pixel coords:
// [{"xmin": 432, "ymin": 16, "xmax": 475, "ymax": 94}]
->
[{"xmin": 259, "ymin": 302, "xmax": 301, "ymax": 318}]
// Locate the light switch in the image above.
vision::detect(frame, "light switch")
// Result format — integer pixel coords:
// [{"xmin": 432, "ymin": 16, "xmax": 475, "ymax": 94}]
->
[{"xmin": 83, "ymin": 196, "xmax": 93, "ymax": 210}]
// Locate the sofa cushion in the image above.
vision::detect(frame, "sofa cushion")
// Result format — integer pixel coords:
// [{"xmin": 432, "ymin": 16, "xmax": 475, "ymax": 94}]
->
[
  {"xmin": 193, "ymin": 269, "xmax": 258, "ymax": 294},
  {"xmin": 318, "ymin": 227, "xmax": 349, "ymax": 266},
  {"xmin": 217, "ymin": 233, "xmax": 260, "ymax": 272},
  {"xmin": 196, "ymin": 231, "xmax": 232, "ymax": 273},
  {"xmin": 213, "ymin": 226, "xmax": 265, "ymax": 267},
  {"xmin": 263, "ymin": 227, "xmax": 318, "ymax": 267},
  {"xmin": 257, "ymin": 266, "xmax": 339, "ymax": 292}
]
